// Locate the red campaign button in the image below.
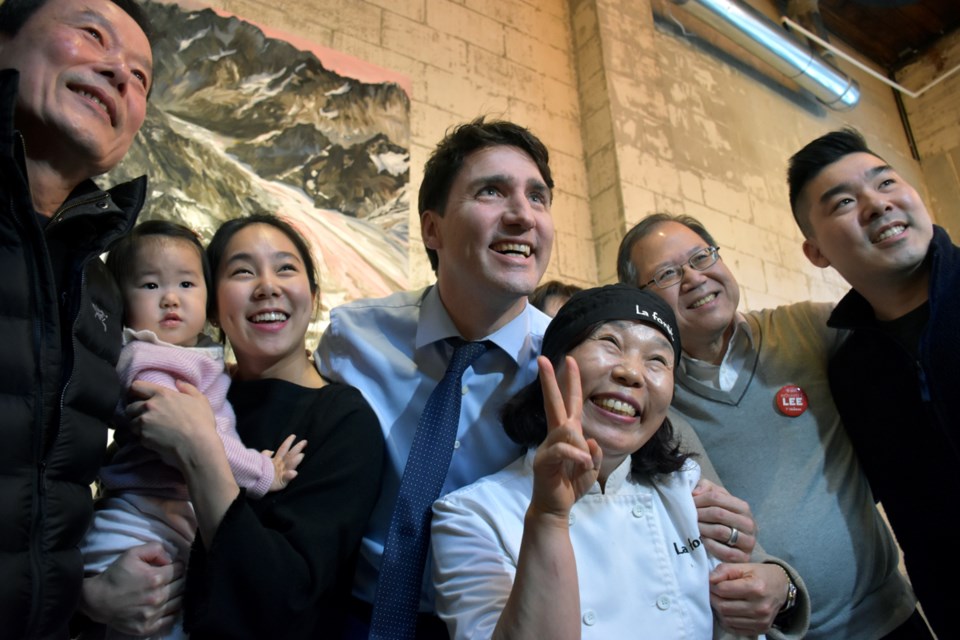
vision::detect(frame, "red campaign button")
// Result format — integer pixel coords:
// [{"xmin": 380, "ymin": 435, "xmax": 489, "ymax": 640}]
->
[{"xmin": 776, "ymin": 385, "xmax": 808, "ymax": 417}]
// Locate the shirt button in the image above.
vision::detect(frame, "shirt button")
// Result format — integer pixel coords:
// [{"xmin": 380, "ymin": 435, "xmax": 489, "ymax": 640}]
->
[
  {"xmin": 453, "ymin": 440, "xmax": 461, "ymax": 449},
  {"xmin": 568, "ymin": 512, "xmax": 576, "ymax": 526},
  {"xmin": 656, "ymin": 595, "xmax": 671, "ymax": 610},
  {"xmin": 461, "ymin": 385, "xmax": 468, "ymax": 395},
  {"xmin": 96, "ymin": 200, "xmax": 109, "ymax": 209},
  {"xmin": 582, "ymin": 610, "xmax": 597, "ymax": 626},
  {"xmin": 632, "ymin": 504, "xmax": 644, "ymax": 518}
]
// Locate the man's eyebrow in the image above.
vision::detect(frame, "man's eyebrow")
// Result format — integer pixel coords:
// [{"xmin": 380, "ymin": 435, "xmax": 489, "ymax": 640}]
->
[
  {"xmin": 651, "ymin": 245, "xmax": 707, "ymax": 271},
  {"xmin": 76, "ymin": 9, "xmax": 116, "ymax": 37},
  {"xmin": 818, "ymin": 164, "xmax": 892, "ymax": 204},
  {"xmin": 467, "ymin": 174, "xmax": 513, "ymax": 191},
  {"xmin": 526, "ymin": 177, "xmax": 550, "ymax": 197},
  {"xmin": 525, "ymin": 176, "xmax": 548, "ymax": 190},
  {"xmin": 466, "ymin": 173, "xmax": 551, "ymax": 199},
  {"xmin": 78, "ymin": 8, "xmax": 153, "ymax": 74}
]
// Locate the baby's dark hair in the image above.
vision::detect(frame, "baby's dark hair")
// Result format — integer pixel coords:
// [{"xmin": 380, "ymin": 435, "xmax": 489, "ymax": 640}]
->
[{"xmin": 107, "ymin": 219, "xmax": 212, "ymax": 318}]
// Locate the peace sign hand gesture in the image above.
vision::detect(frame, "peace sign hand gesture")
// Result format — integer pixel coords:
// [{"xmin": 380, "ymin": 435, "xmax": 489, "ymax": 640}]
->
[
  {"xmin": 530, "ymin": 355, "xmax": 603, "ymax": 521},
  {"xmin": 494, "ymin": 356, "xmax": 602, "ymax": 639}
]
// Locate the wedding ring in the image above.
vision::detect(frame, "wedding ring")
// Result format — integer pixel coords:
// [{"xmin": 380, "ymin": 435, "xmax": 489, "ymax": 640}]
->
[{"xmin": 725, "ymin": 526, "xmax": 739, "ymax": 547}]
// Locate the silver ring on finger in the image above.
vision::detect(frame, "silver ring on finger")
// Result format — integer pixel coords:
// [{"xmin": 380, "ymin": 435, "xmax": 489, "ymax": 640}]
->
[{"xmin": 725, "ymin": 526, "xmax": 739, "ymax": 547}]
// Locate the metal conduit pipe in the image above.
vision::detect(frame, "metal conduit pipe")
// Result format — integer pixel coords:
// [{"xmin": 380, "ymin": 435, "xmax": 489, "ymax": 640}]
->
[{"xmin": 669, "ymin": 0, "xmax": 860, "ymax": 110}]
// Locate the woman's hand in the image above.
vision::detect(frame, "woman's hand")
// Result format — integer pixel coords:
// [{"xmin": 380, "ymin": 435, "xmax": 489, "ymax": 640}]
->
[
  {"xmin": 530, "ymin": 356, "xmax": 602, "ymax": 521},
  {"xmin": 126, "ymin": 379, "xmax": 240, "ymax": 548},
  {"xmin": 494, "ymin": 356, "xmax": 597, "ymax": 640},
  {"xmin": 125, "ymin": 379, "xmax": 219, "ymax": 470},
  {"xmin": 693, "ymin": 478, "xmax": 757, "ymax": 563}
]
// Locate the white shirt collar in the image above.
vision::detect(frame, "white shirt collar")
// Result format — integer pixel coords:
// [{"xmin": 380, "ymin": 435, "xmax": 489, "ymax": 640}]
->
[
  {"xmin": 415, "ymin": 285, "xmax": 549, "ymax": 365},
  {"xmin": 679, "ymin": 313, "xmax": 754, "ymax": 392}
]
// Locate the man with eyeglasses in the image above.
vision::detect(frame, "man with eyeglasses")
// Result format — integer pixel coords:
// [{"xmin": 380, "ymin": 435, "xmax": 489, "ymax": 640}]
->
[{"xmin": 617, "ymin": 213, "xmax": 926, "ymax": 640}]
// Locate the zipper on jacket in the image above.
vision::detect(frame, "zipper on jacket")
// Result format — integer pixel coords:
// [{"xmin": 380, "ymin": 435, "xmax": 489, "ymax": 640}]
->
[
  {"xmin": 48, "ymin": 191, "xmax": 110, "ymax": 228},
  {"xmin": 26, "ymin": 459, "xmax": 48, "ymax": 636},
  {"xmin": 25, "ymin": 222, "xmax": 92, "ymax": 636},
  {"xmin": 53, "ymin": 265, "xmax": 85, "ymax": 458}
]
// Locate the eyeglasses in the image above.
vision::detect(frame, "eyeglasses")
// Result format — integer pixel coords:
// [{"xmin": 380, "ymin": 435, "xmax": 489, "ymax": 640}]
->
[{"xmin": 640, "ymin": 246, "xmax": 721, "ymax": 289}]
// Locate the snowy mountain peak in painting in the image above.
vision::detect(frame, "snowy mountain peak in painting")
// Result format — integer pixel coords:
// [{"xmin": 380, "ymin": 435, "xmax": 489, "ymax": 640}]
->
[{"xmin": 106, "ymin": 0, "xmax": 411, "ymax": 315}]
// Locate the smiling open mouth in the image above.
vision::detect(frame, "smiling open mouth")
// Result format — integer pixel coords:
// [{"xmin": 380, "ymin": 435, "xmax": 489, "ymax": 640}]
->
[
  {"xmin": 690, "ymin": 292, "xmax": 717, "ymax": 309},
  {"xmin": 250, "ymin": 311, "xmax": 289, "ymax": 323},
  {"xmin": 72, "ymin": 88, "xmax": 112, "ymax": 122},
  {"xmin": 492, "ymin": 242, "xmax": 531, "ymax": 257},
  {"xmin": 873, "ymin": 225, "xmax": 906, "ymax": 243},
  {"xmin": 592, "ymin": 396, "xmax": 637, "ymax": 417}
]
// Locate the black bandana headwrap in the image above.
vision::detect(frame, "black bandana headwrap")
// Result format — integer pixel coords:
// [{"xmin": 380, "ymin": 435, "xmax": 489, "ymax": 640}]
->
[{"xmin": 542, "ymin": 283, "xmax": 681, "ymax": 362}]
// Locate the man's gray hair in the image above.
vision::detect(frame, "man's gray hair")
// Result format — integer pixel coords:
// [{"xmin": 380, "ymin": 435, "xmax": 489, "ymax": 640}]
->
[{"xmin": 616, "ymin": 213, "xmax": 718, "ymax": 286}]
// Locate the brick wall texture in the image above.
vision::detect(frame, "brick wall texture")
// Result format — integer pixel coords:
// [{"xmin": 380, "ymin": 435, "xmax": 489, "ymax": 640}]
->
[{"xmin": 208, "ymin": 0, "xmax": 956, "ymax": 310}]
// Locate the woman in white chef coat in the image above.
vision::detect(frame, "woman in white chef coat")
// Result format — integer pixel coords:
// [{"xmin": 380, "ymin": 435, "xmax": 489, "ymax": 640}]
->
[{"xmin": 431, "ymin": 284, "xmax": 740, "ymax": 640}]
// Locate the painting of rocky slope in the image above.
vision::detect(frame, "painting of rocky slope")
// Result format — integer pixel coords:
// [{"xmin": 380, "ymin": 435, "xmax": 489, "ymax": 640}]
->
[{"xmin": 105, "ymin": 0, "xmax": 411, "ymax": 317}]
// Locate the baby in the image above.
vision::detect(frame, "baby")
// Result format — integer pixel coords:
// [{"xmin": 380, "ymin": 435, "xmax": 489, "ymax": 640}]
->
[{"xmin": 81, "ymin": 220, "xmax": 305, "ymax": 639}]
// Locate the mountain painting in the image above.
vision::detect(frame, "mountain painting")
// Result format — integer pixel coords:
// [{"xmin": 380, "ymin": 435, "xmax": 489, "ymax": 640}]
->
[{"xmin": 104, "ymin": 0, "xmax": 411, "ymax": 326}]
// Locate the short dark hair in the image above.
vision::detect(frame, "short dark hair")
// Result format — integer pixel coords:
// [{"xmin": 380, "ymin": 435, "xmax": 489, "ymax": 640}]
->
[
  {"xmin": 0, "ymin": 0, "xmax": 154, "ymax": 43},
  {"xmin": 106, "ymin": 219, "xmax": 211, "ymax": 323},
  {"xmin": 617, "ymin": 213, "xmax": 717, "ymax": 287},
  {"xmin": 501, "ymin": 318, "xmax": 691, "ymax": 480},
  {"xmin": 419, "ymin": 117, "xmax": 553, "ymax": 272},
  {"xmin": 205, "ymin": 213, "xmax": 319, "ymax": 337},
  {"xmin": 528, "ymin": 280, "xmax": 581, "ymax": 314},
  {"xmin": 787, "ymin": 128, "xmax": 882, "ymax": 236}
]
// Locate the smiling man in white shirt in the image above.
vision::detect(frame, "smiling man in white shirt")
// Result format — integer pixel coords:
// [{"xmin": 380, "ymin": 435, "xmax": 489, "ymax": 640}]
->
[{"xmin": 316, "ymin": 118, "xmax": 555, "ymax": 639}]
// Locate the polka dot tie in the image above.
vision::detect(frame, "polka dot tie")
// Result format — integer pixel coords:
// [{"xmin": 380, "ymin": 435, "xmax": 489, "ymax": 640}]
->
[{"xmin": 370, "ymin": 339, "xmax": 489, "ymax": 639}]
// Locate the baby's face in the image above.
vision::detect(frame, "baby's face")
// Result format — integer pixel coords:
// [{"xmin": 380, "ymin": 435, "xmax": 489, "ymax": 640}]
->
[{"xmin": 123, "ymin": 236, "xmax": 208, "ymax": 346}]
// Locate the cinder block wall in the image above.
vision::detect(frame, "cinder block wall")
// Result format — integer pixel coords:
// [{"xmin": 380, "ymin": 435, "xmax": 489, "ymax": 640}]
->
[
  {"xmin": 212, "ymin": 0, "xmax": 593, "ymax": 287},
  {"xmin": 898, "ymin": 27, "xmax": 960, "ymax": 241},
  {"xmin": 573, "ymin": 0, "xmax": 932, "ymax": 310},
  {"xmin": 204, "ymin": 0, "xmax": 954, "ymax": 309}
]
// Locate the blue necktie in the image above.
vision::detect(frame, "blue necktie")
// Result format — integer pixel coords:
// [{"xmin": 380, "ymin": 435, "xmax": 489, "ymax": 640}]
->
[{"xmin": 370, "ymin": 339, "xmax": 490, "ymax": 639}]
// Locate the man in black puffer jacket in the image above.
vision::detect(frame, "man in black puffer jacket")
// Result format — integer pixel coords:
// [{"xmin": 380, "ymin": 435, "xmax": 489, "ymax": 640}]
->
[{"xmin": 0, "ymin": 0, "xmax": 153, "ymax": 636}]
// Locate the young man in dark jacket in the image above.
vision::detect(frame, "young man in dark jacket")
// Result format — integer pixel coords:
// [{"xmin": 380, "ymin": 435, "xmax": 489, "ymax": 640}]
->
[
  {"xmin": 789, "ymin": 128, "xmax": 955, "ymax": 638},
  {"xmin": 0, "ymin": 0, "xmax": 155, "ymax": 636}
]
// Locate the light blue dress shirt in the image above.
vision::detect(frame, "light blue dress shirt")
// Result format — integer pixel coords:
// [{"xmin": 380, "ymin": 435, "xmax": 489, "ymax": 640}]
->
[{"xmin": 315, "ymin": 285, "xmax": 550, "ymax": 611}]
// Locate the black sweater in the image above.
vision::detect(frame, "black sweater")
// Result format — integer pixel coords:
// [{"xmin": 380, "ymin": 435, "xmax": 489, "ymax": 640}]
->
[{"xmin": 184, "ymin": 379, "xmax": 384, "ymax": 639}]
